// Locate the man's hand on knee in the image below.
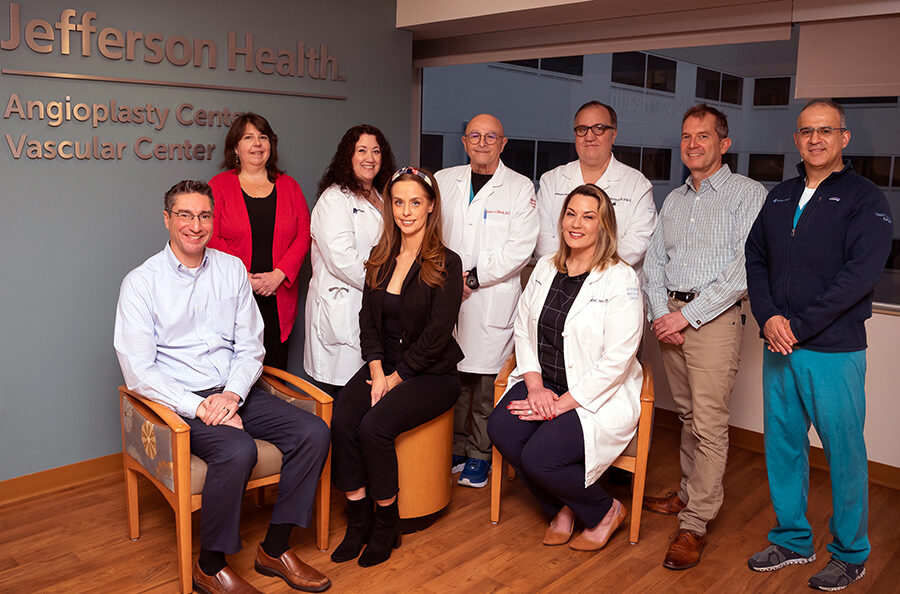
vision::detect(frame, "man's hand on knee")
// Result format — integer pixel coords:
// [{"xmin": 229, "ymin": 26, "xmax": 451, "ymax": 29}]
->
[{"xmin": 196, "ymin": 391, "xmax": 241, "ymax": 426}]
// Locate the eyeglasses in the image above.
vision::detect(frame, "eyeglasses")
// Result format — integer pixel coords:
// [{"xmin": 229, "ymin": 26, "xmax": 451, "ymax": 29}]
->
[
  {"xmin": 574, "ymin": 124, "xmax": 616, "ymax": 137},
  {"xmin": 793, "ymin": 126, "xmax": 847, "ymax": 139},
  {"xmin": 464, "ymin": 132, "xmax": 502, "ymax": 145},
  {"xmin": 168, "ymin": 209, "xmax": 213, "ymax": 224}
]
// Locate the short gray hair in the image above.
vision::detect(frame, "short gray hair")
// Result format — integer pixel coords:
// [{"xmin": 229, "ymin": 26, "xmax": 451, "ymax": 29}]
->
[{"xmin": 799, "ymin": 99, "xmax": 847, "ymax": 128}]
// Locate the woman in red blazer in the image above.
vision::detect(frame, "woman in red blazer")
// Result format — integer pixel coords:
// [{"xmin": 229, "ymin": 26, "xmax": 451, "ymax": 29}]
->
[{"xmin": 209, "ymin": 112, "xmax": 311, "ymax": 369}]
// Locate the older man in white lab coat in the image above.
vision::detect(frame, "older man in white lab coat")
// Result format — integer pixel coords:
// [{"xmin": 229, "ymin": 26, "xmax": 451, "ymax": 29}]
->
[{"xmin": 435, "ymin": 113, "xmax": 538, "ymax": 488}]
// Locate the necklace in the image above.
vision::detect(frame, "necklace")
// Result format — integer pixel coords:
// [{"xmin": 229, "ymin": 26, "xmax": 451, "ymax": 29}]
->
[{"xmin": 240, "ymin": 172, "xmax": 269, "ymax": 193}]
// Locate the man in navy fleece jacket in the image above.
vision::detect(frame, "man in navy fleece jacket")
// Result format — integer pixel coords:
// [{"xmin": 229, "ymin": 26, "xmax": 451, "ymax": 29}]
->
[{"xmin": 744, "ymin": 99, "xmax": 892, "ymax": 591}]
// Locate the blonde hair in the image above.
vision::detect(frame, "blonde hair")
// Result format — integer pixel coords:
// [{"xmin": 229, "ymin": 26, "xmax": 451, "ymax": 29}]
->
[{"xmin": 553, "ymin": 184, "xmax": 620, "ymax": 273}]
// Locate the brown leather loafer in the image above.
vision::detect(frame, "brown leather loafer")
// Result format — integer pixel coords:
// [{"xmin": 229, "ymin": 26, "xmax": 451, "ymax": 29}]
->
[
  {"xmin": 254, "ymin": 544, "xmax": 332, "ymax": 592},
  {"xmin": 663, "ymin": 529, "xmax": 705, "ymax": 570},
  {"xmin": 192, "ymin": 562, "xmax": 261, "ymax": 594},
  {"xmin": 642, "ymin": 490, "xmax": 687, "ymax": 515}
]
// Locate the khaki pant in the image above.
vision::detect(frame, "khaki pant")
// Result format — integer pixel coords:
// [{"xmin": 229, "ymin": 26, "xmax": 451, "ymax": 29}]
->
[
  {"xmin": 453, "ymin": 372, "xmax": 496, "ymax": 461},
  {"xmin": 659, "ymin": 298, "xmax": 743, "ymax": 535}
]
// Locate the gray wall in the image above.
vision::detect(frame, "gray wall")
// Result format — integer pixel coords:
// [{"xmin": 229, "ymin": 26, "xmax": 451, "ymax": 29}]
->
[{"xmin": 0, "ymin": 0, "xmax": 411, "ymax": 481}]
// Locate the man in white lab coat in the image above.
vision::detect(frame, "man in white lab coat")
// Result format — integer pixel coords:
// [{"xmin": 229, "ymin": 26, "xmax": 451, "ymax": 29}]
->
[
  {"xmin": 435, "ymin": 113, "xmax": 539, "ymax": 488},
  {"xmin": 535, "ymin": 101, "xmax": 657, "ymax": 277}
]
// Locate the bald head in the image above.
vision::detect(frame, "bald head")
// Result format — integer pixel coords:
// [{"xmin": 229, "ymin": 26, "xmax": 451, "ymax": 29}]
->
[{"xmin": 462, "ymin": 113, "xmax": 508, "ymax": 175}]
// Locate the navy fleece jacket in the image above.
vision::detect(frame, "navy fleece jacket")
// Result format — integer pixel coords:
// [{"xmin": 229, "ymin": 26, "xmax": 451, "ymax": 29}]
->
[{"xmin": 745, "ymin": 160, "xmax": 893, "ymax": 352}]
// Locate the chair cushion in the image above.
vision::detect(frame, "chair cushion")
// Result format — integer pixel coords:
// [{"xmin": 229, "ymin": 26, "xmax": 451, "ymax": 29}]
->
[
  {"xmin": 190, "ymin": 439, "xmax": 284, "ymax": 494},
  {"xmin": 620, "ymin": 432, "xmax": 638, "ymax": 458}
]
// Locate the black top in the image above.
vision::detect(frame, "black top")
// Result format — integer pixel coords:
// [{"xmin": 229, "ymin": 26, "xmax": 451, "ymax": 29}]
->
[
  {"xmin": 538, "ymin": 270, "xmax": 589, "ymax": 395},
  {"xmin": 471, "ymin": 172, "xmax": 492, "ymax": 196},
  {"xmin": 382, "ymin": 292, "xmax": 403, "ymax": 367},
  {"xmin": 359, "ymin": 249, "xmax": 465, "ymax": 379},
  {"xmin": 243, "ymin": 188, "xmax": 277, "ymax": 273}
]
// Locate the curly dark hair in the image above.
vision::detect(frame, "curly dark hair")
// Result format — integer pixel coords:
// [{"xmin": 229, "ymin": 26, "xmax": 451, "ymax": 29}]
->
[
  {"xmin": 221, "ymin": 112, "xmax": 284, "ymax": 182},
  {"xmin": 317, "ymin": 124, "xmax": 396, "ymax": 198}
]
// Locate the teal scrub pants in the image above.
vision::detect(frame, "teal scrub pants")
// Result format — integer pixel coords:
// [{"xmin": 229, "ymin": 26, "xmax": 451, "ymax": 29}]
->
[{"xmin": 762, "ymin": 348, "xmax": 870, "ymax": 564}]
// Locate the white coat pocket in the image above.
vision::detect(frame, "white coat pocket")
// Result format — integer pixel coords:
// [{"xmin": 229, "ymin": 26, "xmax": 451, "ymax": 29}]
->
[{"xmin": 316, "ymin": 287, "xmax": 355, "ymax": 346}]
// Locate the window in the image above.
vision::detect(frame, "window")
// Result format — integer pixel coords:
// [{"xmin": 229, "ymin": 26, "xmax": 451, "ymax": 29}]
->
[
  {"xmin": 722, "ymin": 152, "xmax": 739, "ymax": 172},
  {"xmin": 616, "ymin": 146, "xmax": 672, "ymax": 181},
  {"xmin": 502, "ymin": 58, "xmax": 539, "ymax": 69},
  {"xmin": 536, "ymin": 141, "xmax": 576, "ymax": 179},
  {"xmin": 612, "ymin": 52, "xmax": 676, "ymax": 93},
  {"xmin": 833, "ymin": 96, "xmax": 898, "ymax": 105},
  {"xmin": 641, "ymin": 148, "xmax": 672, "ymax": 180},
  {"xmin": 753, "ymin": 77, "xmax": 791, "ymax": 106},
  {"xmin": 848, "ymin": 156, "xmax": 892, "ymax": 187},
  {"xmin": 615, "ymin": 146, "xmax": 641, "ymax": 171},
  {"xmin": 500, "ymin": 56, "xmax": 583, "ymax": 77},
  {"xmin": 748, "ymin": 154, "xmax": 785, "ymax": 182},
  {"xmin": 419, "ymin": 134, "xmax": 443, "ymax": 174},
  {"xmin": 696, "ymin": 67, "xmax": 743, "ymax": 105},
  {"xmin": 503, "ymin": 139, "xmax": 537, "ymax": 180},
  {"xmin": 540, "ymin": 56, "xmax": 584, "ymax": 76}
]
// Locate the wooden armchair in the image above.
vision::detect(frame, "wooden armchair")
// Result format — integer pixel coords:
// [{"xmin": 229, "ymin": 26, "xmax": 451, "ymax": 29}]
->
[
  {"xmin": 119, "ymin": 366, "xmax": 332, "ymax": 594},
  {"xmin": 489, "ymin": 354, "xmax": 655, "ymax": 544}
]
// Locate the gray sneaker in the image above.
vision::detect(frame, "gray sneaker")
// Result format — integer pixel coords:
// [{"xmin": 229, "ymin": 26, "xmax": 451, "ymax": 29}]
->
[
  {"xmin": 808, "ymin": 558, "xmax": 866, "ymax": 591},
  {"xmin": 747, "ymin": 544, "xmax": 815, "ymax": 572}
]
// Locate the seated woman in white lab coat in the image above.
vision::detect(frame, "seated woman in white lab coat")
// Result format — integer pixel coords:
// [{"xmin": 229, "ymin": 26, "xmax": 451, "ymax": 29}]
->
[{"xmin": 487, "ymin": 183, "xmax": 644, "ymax": 551}]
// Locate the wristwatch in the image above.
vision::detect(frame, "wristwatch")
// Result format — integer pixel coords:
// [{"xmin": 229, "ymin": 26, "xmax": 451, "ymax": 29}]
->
[{"xmin": 465, "ymin": 267, "xmax": 479, "ymax": 290}]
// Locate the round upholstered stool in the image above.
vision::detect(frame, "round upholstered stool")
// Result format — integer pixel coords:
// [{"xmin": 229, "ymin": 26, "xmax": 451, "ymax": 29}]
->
[{"xmin": 395, "ymin": 407, "xmax": 453, "ymax": 521}]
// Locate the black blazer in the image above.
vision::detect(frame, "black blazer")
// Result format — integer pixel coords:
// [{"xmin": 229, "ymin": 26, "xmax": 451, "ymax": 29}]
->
[{"xmin": 359, "ymin": 247, "xmax": 464, "ymax": 378}]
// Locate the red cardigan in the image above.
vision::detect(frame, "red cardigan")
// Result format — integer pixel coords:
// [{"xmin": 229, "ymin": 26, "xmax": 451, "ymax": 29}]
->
[{"xmin": 208, "ymin": 170, "xmax": 311, "ymax": 342}]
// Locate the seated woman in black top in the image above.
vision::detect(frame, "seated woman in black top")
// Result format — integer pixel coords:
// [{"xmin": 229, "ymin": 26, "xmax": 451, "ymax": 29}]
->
[{"xmin": 330, "ymin": 167, "xmax": 463, "ymax": 567}]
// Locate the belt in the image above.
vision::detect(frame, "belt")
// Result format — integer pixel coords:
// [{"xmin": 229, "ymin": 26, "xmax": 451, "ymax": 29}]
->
[
  {"xmin": 193, "ymin": 386, "xmax": 227, "ymax": 398},
  {"xmin": 667, "ymin": 290, "xmax": 696, "ymax": 302},
  {"xmin": 668, "ymin": 291, "xmax": 742, "ymax": 309}
]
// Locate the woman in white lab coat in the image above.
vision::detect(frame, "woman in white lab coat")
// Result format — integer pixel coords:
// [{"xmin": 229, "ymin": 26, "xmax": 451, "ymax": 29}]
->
[
  {"xmin": 303, "ymin": 125, "xmax": 396, "ymax": 391},
  {"xmin": 487, "ymin": 183, "xmax": 644, "ymax": 551}
]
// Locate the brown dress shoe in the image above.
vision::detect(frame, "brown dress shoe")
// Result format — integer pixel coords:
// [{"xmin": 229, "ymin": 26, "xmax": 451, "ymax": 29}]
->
[
  {"xmin": 254, "ymin": 544, "xmax": 332, "ymax": 592},
  {"xmin": 192, "ymin": 563, "xmax": 261, "ymax": 594},
  {"xmin": 642, "ymin": 490, "xmax": 687, "ymax": 515},
  {"xmin": 663, "ymin": 529, "xmax": 706, "ymax": 570}
]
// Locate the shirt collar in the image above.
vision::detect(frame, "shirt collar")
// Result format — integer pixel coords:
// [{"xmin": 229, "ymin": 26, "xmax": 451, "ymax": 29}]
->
[
  {"xmin": 164, "ymin": 242, "xmax": 209, "ymax": 275},
  {"xmin": 795, "ymin": 157, "xmax": 852, "ymax": 180},
  {"xmin": 683, "ymin": 163, "xmax": 732, "ymax": 195}
]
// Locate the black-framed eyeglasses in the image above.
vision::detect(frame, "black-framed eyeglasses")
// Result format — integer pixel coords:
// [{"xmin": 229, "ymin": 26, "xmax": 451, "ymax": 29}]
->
[
  {"xmin": 574, "ymin": 123, "xmax": 616, "ymax": 137},
  {"xmin": 168, "ymin": 209, "xmax": 213, "ymax": 224},
  {"xmin": 793, "ymin": 126, "xmax": 847, "ymax": 139},
  {"xmin": 464, "ymin": 132, "xmax": 502, "ymax": 145}
]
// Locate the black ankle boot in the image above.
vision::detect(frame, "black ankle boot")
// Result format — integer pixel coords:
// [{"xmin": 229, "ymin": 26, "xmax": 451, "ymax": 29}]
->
[
  {"xmin": 331, "ymin": 496, "xmax": 374, "ymax": 563},
  {"xmin": 358, "ymin": 500, "xmax": 401, "ymax": 567}
]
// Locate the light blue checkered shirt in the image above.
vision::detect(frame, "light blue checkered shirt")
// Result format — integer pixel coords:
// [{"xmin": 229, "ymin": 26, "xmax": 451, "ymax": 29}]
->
[
  {"xmin": 114, "ymin": 244, "xmax": 265, "ymax": 418},
  {"xmin": 643, "ymin": 165, "xmax": 766, "ymax": 327}
]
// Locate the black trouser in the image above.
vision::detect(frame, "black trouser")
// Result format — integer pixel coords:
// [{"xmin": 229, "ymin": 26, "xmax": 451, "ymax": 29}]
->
[
  {"xmin": 255, "ymin": 293, "xmax": 289, "ymax": 370},
  {"xmin": 331, "ymin": 363, "xmax": 460, "ymax": 500},
  {"xmin": 488, "ymin": 381, "xmax": 613, "ymax": 528},
  {"xmin": 184, "ymin": 386, "xmax": 330, "ymax": 553}
]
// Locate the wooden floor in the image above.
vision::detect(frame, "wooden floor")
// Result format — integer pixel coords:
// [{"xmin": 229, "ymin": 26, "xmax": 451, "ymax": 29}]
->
[{"xmin": 1, "ymin": 426, "xmax": 898, "ymax": 593}]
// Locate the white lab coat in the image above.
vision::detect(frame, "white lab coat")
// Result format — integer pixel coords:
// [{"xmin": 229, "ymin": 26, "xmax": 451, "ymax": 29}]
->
[
  {"xmin": 503, "ymin": 256, "xmax": 644, "ymax": 487},
  {"xmin": 535, "ymin": 157, "xmax": 657, "ymax": 276},
  {"xmin": 435, "ymin": 161, "xmax": 538, "ymax": 374},
  {"xmin": 303, "ymin": 184, "xmax": 382, "ymax": 385}
]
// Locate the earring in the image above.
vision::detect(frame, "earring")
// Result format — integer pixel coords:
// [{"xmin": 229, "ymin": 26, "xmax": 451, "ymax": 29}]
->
[{"xmin": 234, "ymin": 151, "xmax": 240, "ymax": 163}]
